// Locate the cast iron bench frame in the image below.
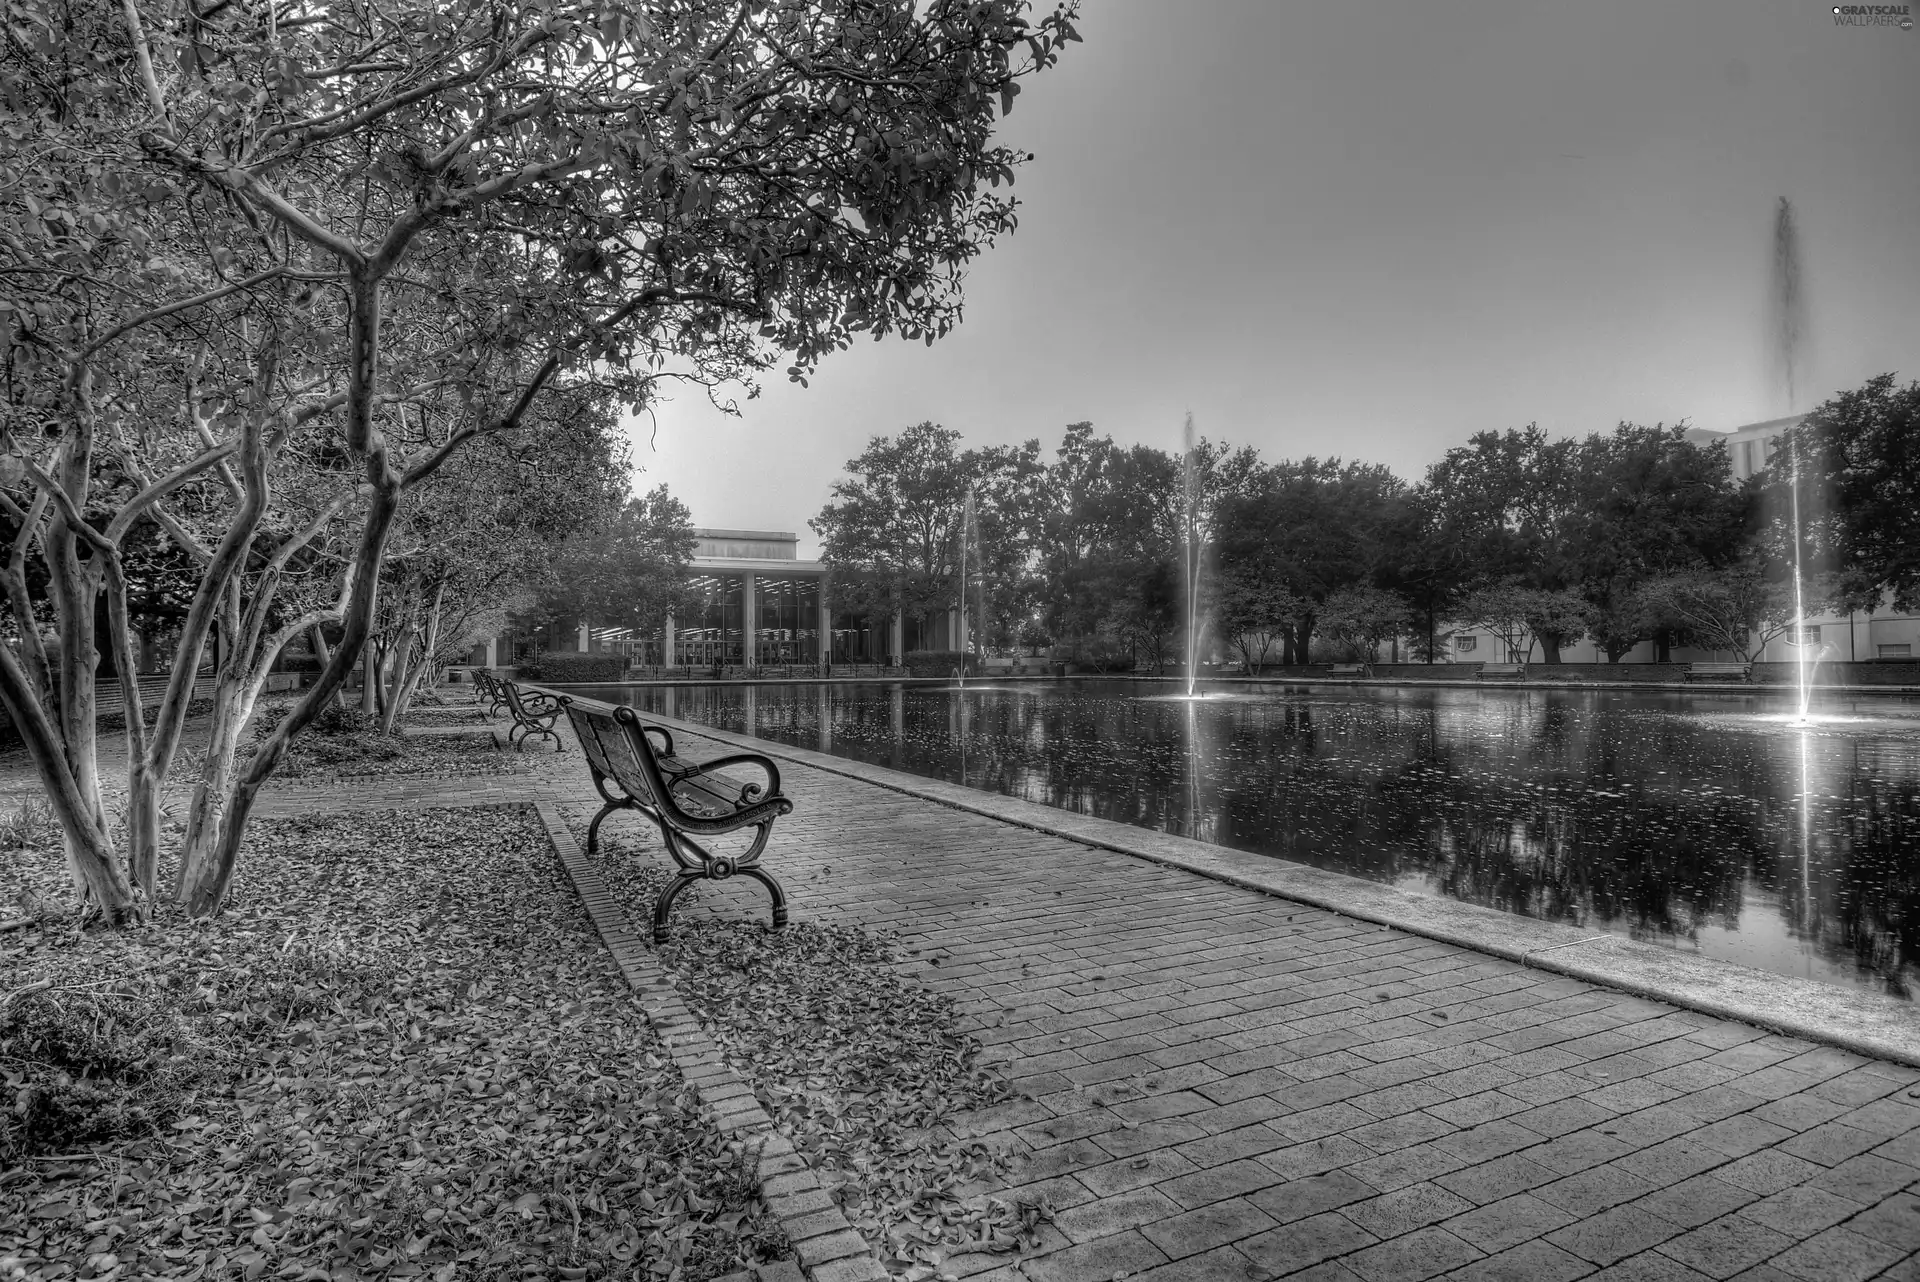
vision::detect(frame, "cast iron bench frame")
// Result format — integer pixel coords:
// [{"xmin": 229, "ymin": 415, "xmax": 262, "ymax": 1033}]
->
[
  {"xmin": 1684, "ymin": 662, "xmax": 1752, "ymax": 683},
  {"xmin": 471, "ymin": 669, "xmax": 510, "ymax": 715},
  {"xmin": 560, "ymin": 698, "xmax": 792, "ymax": 944},
  {"xmin": 1476, "ymin": 662, "xmax": 1527, "ymax": 680},
  {"xmin": 492, "ymin": 680, "xmax": 564, "ymax": 752}
]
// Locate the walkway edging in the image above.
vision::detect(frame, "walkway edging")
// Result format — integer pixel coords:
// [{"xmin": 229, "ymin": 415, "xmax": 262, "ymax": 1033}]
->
[
  {"xmin": 530, "ymin": 799, "xmax": 887, "ymax": 1282},
  {"xmin": 594, "ymin": 704, "xmax": 1920, "ymax": 1073}
]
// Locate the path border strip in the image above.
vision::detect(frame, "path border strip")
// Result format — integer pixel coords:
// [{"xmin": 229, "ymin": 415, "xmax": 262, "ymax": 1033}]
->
[
  {"xmin": 580, "ymin": 701, "xmax": 1920, "ymax": 1072},
  {"xmin": 530, "ymin": 799, "xmax": 887, "ymax": 1282}
]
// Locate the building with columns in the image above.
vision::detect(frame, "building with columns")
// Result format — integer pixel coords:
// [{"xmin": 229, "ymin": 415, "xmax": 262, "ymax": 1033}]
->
[{"xmin": 470, "ymin": 528, "xmax": 971, "ymax": 670}]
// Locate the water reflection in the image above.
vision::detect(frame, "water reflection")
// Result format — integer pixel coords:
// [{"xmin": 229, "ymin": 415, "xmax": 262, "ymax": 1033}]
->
[{"xmin": 575, "ymin": 679, "xmax": 1920, "ymax": 997}]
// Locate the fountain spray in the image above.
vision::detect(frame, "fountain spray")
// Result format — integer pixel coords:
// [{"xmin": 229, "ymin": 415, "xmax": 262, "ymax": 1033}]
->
[
  {"xmin": 958, "ymin": 485, "xmax": 979, "ymax": 688},
  {"xmin": 1772, "ymin": 198, "xmax": 1812, "ymax": 722},
  {"xmin": 1182, "ymin": 414, "xmax": 1202, "ymax": 698}
]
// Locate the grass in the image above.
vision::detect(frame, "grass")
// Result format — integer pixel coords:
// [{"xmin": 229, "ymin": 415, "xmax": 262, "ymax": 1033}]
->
[{"xmin": 0, "ymin": 805, "xmax": 792, "ymax": 1282}]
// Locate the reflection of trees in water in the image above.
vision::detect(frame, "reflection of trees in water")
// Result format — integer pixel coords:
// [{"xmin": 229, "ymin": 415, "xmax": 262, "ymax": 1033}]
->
[{"xmin": 624, "ymin": 682, "xmax": 1920, "ymax": 994}]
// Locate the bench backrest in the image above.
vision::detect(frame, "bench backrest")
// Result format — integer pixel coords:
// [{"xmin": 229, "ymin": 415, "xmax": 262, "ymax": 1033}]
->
[{"xmin": 563, "ymin": 701, "xmax": 664, "ymax": 809}]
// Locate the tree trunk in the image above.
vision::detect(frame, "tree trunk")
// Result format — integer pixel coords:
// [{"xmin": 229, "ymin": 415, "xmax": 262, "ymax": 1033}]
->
[
  {"xmin": 1539, "ymin": 634, "xmax": 1564, "ymax": 664},
  {"xmin": 1655, "ymin": 630, "xmax": 1672, "ymax": 663},
  {"xmin": 181, "ymin": 471, "xmax": 401, "ymax": 918}
]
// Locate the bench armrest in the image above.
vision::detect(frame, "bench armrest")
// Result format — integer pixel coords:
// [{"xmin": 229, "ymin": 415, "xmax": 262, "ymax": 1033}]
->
[
  {"xmin": 642, "ymin": 724, "xmax": 675, "ymax": 757},
  {"xmin": 681, "ymin": 752, "xmax": 784, "ymax": 803}
]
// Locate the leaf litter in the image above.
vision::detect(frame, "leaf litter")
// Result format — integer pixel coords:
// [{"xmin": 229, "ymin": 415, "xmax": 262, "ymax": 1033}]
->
[
  {"xmin": 582, "ymin": 829, "xmax": 1055, "ymax": 1279},
  {"xmin": 0, "ymin": 805, "xmax": 789, "ymax": 1281}
]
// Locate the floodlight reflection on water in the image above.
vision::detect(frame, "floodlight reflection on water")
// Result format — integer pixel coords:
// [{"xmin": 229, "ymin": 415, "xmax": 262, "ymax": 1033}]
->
[{"xmin": 589, "ymin": 678, "xmax": 1920, "ymax": 997}]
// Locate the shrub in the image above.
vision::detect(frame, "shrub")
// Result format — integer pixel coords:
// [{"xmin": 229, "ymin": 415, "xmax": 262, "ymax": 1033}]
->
[
  {"xmin": 273, "ymin": 653, "xmax": 325, "ymax": 675},
  {"xmin": 516, "ymin": 651, "xmax": 627, "ymax": 683},
  {"xmin": 903, "ymin": 650, "xmax": 980, "ymax": 678}
]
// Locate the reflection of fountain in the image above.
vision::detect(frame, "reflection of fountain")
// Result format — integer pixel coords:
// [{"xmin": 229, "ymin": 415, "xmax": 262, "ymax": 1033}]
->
[
  {"xmin": 1771, "ymin": 198, "xmax": 1814, "ymax": 723},
  {"xmin": 956, "ymin": 486, "xmax": 985, "ymax": 689}
]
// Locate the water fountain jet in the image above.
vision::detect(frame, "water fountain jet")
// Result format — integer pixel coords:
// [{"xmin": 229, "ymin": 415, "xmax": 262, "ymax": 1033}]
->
[{"xmin": 1771, "ymin": 197, "xmax": 1815, "ymax": 724}]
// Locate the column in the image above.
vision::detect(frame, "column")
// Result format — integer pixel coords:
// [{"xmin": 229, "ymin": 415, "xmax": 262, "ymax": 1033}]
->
[
  {"xmin": 483, "ymin": 635, "xmax": 498, "ymax": 669},
  {"xmin": 663, "ymin": 612, "xmax": 676, "ymax": 667},
  {"xmin": 742, "ymin": 574, "xmax": 757, "ymax": 668},
  {"xmin": 819, "ymin": 595, "xmax": 833, "ymax": 671},
  {"xmin": 577, "ymin": 620, "xmax": 590, "ymax": 653},
  {"xmin": 890, "ymin": 611, "xmax": 904, "ymax": 666}
]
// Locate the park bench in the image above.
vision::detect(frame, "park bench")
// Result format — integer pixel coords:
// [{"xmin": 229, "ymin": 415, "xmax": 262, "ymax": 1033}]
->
[
  {"xmin": 1327, "ymin": 663, "xmax": 1371, "ymax": 678},
  {"xmin": 559, "ymin": 698, "xmax": 792, "ymax": 944},
  {"xmin": 1476, "ymin": 663, "xmax": 1527, "ymax": 680},
  {"xmin": 492, "ymin": 680, "xmax": 564, "ymax": 752},
  {"xmin": 470, "ymin": 669, "xmax": 510, "ymax": 715},
  {"xmin": 1685, "ymin": 662, "xmax": 1751, "ymax": 683}
]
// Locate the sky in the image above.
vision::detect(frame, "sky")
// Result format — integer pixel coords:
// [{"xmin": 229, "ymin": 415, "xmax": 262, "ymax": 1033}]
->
[{"xmin": 635, "ymin": 0, "xmax": 1920, "ymax": 556}]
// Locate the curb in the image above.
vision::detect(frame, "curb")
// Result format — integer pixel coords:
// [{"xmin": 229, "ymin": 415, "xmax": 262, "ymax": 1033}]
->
[{"xmin": 530, "ymin": 799, "xmax": 887, "ymax": 1282}]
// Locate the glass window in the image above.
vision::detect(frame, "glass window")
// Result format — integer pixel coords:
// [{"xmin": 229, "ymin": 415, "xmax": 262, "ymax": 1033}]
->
[
  {"xmin": 752, "ymin": 576, "xmax": 820, "ymax": 665},
  {"xmin": 1455, "ymin": 635, "xmax": 1477, "ymax": 653},
  {"xmin": 680, "ymin": 575, "xmax": 743, "ymax": 665},
  {"xmin": 1879, "ymin": 643, "xmax": 1911, "ymax": 659}
]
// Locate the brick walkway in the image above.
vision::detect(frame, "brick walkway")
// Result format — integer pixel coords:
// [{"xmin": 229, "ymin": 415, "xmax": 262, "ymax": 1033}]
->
[
  {"xmin": 12, "ymin": 704, "xmax": 1920, "ymax": 1281},
  {"xmin": 543, "ymin": 723, "xmax": 1920, "ymax": 1282}
]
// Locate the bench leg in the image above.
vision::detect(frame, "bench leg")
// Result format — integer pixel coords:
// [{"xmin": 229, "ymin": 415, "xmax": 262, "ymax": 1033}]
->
[
  {"xmin": 586, "ymin": 799, "xmax": 625, "ymax": 854},
  {"xmin": 652, "ymin": 871, "xmax": 703, "ymax": 946},
  {"xmin": 738, "ymin": 864, "xmax": 788, "ymax": 932}
]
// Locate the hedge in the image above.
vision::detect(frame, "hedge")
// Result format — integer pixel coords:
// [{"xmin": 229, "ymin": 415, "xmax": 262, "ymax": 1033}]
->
[
  {"xmin": 903, "ymin": 650, "xmax": 980, "ymax": 678},
  {"xmin": 516, "ymin": 651, "xmax": 627, "ymax": 683}
]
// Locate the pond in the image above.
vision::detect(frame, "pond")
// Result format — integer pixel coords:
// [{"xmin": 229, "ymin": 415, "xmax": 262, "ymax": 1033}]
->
[{"xmin": 571, "ymin": 679, "xmax": 1920, "ymax": 999}]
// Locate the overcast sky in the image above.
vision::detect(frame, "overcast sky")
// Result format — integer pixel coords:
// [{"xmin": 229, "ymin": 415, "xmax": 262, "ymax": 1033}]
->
[{"xmin": 636, "ymin": 0, "xmax": 1919, "ymax": 555}]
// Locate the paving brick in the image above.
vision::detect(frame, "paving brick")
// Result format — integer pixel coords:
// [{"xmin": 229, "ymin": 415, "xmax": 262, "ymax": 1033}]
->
[
  {"xmin": 1533, "ymin": 1165, "xmax": 1655, "ymax": 1217},
  {"xmin": 1447, "ymin": 1239, "xmax": 1593, "ymax": 1282},
  {"xmin": 1339, "ymin": 1181, "xmax": 1477, "ymax": 1239},
  {"xmin": 1732, "ymin": 1184, "xmax": 1864, "ymax": 1238},
  {"xmin": 1777, "ymin": 1122, "xmax": 1883, "ymax": 1168},
  {"xmin": 1074, "ymin": 1149, "xmax": 1200, "ymax": 1198},
  {"xmin": 1138, "ymin": 1196, "xmax": 1278, "ymax": 1259},
  {"xmin": 1842, "ymin": 1191, "xmax": 1920, "ymax": 1252},
  {"xmin": 1546, "ymin": 1203, "xmax": 1683, "ymax": 1266},
  {"xmin": 1340, "ymin": 1226, "xmax": 1482, "ymax": 1282},
  {"xmin": 1248, "ymin": 1170, "xmax": 1377, "ymax": 1225},
  {"xmin": 1441, "ymin": 1192, "xmax": 1580, "ymax": 1254},
  {"xmin": 1434, "ymin": 1153, "xmax": 1560, "ymax": 1205},
  {"xmin": 1019, "ymin": 1230, "xmax": 1170, "ymax": 1282},
  {"xmin": 1629, "ymin": 1175, "xmax": 1760, "ymax": 1229},
  {"xmin": 1052, "ymin": 1187, "xmax": 1184, "ymax": 1245},
  {"xmin": 1237, "ymin": 1210, "xmax": 1379, "ymax": 1277},
  {"xmin": 1713, "ymin": 1150, "xmax": 1827, "ymax": 1197},
  {"xmin": 1655, "ymin": 1215, "xmax": 1798, "ymax": 1280},
  {"xmin": 1764, "ymin": 1225, "xmax": 1906, "ymax": 1282},
  {"xmin": 1154, "ymin": 1158, "xmax": 1279, "ymax": 1209}
]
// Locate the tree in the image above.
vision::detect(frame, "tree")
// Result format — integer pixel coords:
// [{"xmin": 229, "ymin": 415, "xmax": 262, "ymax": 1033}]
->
[
  {"xmin": 1207, "ymin": 565, "xmax": 1302, "ymax": 671},
  {"xmin": 1637, "ymin": 565, "xmax": 1826, "ymax": 663},
  {"xmin": 1563, "ymin": 424, "xmax": 1749, "ymax": 660},
  {"xmin": 1319, "ymin": 586, "xmax": 1412, "ymax": 663},
  {"xmin": 811, "ymin": 422, "xmax": 1045, "ymax": 643},
  {"xmin": 1213, "ymin": 459, "xmax": 1404, "ymax": 662},
  {"xmin": 1761, "ymin": 374, "xmax": 1920, "ymax": 611},
  {"xmin": 1454, "ymin": 584, "xmax": 1588, "ymax": 663},
  {"xmin": 1, "ymin": 0, "xmax": 1080, "ymax": 923},
  {"xmin": 535, "ymin": 485, "xmax": 698, "ymax": 642}
]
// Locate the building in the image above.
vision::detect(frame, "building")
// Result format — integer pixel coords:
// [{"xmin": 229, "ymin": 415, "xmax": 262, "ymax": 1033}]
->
[
  {"xmin": 471, "ymin": 528, "xmax": 972, "ymax": 670},
  {"xmin": 1441, "ymin": 416, "xmax": 1920, "ymax": 666}
]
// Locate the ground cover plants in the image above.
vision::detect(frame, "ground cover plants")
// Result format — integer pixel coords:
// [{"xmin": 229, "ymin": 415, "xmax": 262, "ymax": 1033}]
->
[
  {"xmin": 1, "ymin": 805, "xmax": 790, "ymax": 1281},
  {"xmin": 582, "ymin": 830, "xmax": 1053, "ymax": 1279}
]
